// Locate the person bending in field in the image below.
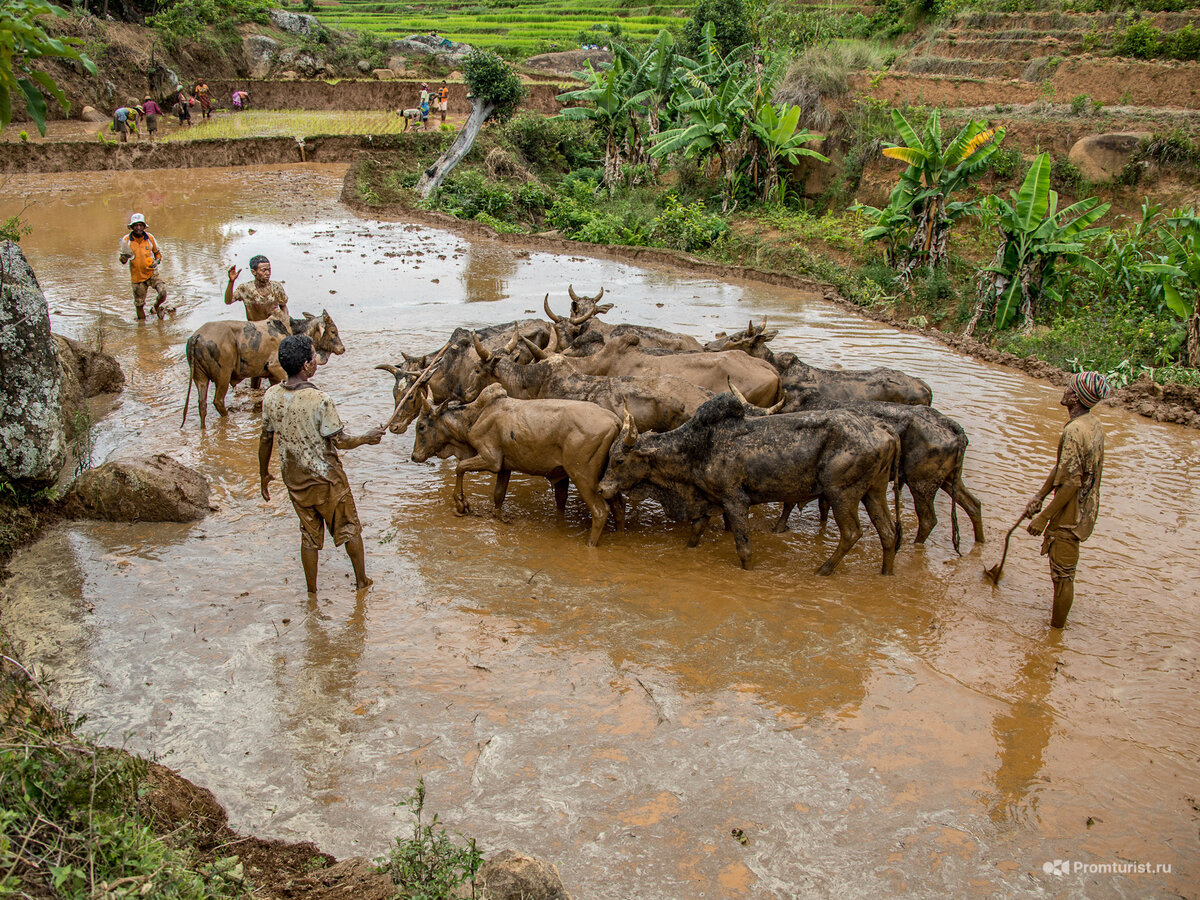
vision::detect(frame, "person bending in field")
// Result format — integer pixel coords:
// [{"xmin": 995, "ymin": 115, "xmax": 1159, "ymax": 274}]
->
[
  {"xmin": 259, "ymin": 335, "xmax": 386, "ymax": 595},
  {"xmin": 1025, "ymin": 371, "xmax": 1112, "ymax": 629}
]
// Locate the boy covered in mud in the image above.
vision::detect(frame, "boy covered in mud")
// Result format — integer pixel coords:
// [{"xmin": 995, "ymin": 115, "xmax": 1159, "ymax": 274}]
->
[
  {"xmin": 1024, "ymin": 371, "xmax": 1112, "ymax": 628},
  {"xmin": 259, "ymin": 334, "xmax": 386, "ymax": 594}
]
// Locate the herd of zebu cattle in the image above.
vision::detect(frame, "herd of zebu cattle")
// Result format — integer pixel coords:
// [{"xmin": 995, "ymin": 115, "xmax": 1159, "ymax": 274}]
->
[{"xmin": 184, "ymin": 286, "xmax": 986, "ymax": 576}]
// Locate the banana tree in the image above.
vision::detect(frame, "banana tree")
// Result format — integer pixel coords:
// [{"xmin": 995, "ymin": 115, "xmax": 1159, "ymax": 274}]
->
[
  {"xmin": 557, "ymin": 59, "xmax": 637, "ymax": 188},
  {"xmin": 968, "ymin": 153, "xmax": 1110, "ymax": 334},
  {"xmin": 871, "ymin": 109, "xmax": 1005, "ymax": 276},
  {"xmin": 744, "ymin": 95, "xmax": 827, "ymax": 203},
  {"xmin": 1140, "ymin": 209, "xmax": 1200, "ymax": 366},
  {"xmin": 626, "ymin": 30, "xmax": 680, "ymax": 173}
]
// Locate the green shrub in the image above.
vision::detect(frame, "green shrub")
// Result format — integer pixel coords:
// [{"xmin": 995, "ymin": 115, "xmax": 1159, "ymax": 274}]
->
[
  {"xmin": 649, "ymin": 193, "xmax": 729, "ymax": 252},
  {"xmin": 516, "ymin": 181, "xmax": 552, "ymax": 213},
  {"xmin": 681, "ymin": 0, "xmax": 754, "ymax": 57},
  {"xmin": 502, "ymin": 113, "xmax": 599, "ymax": 171},
  {"xmin": 462, "ymin": 49, "xmax": 526, "ymax": 123},
  {"xmin": 986, "ymin": 145, "xmax": 1024, "ymax": 182},
  {"xmin": 436, "ymin": 170, "xmax": 513, "ymax": 220},
  {"xmin": 378, "ymin": 779, "xmax": 482, "ymax": 900}
]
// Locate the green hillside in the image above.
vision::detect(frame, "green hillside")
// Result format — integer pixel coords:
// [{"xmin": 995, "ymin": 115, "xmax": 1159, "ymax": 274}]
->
[{"xmin": 310, "ymin": 0, "xmax": 692, "ymax": 58}]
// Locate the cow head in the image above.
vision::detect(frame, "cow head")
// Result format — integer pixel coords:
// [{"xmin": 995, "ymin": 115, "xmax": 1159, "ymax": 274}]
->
[
  {"xmin": 411, "ymin": 383, "xmax": 506, "ymax": 463},
  {"xmin": 464, "ymin": 327, "xmax": 524, "ymax": 398},
  {"xmin": 301, "ymin": 310, "xmax": 346, "ymax": 364},
  {"xmin": 545, "ymin": 290, "xmax": 611, "ymax": 349},
  {"xmin": 567, "ymin": 284, "xmax": 613, "ymax": 320},
  {"xmin": 377, "ymin": 363, "xmax": 422, "ymax": 434},
  {"xmin": 703, "ymin": 320, "xmax": 778, "ymax": 357},
  {"xmin": 599, "ymin": 409, "xmax": 653, "ymax": 501}
]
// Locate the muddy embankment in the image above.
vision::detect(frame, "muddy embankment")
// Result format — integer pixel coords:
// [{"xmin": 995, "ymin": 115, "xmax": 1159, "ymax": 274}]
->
[
  {"xmin": 338, "ymin": 168, "xmax": 1200, "ymax": 429},
  {"xmin": 205, "ymin": 79, "xmax": 569, "ymax": 115}
]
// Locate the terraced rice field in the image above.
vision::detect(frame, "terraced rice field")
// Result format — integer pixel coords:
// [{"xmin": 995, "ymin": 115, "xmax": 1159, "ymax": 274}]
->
[{"xmin": 311, "ymin": 0, "xmax": 692, "ymax": 57}]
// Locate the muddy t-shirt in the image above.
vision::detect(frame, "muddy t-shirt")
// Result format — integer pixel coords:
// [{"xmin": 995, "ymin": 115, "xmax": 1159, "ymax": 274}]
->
[
  {"xmin": 233, "ymin": 280, "xmax": 289, "ymax": 322},
  {"xmin": 1050, "ymin": 411, "xmax": 1105, "ymax": 542},
  {"xmin": 262, "ymin": 383, "xmax": 350, "ymax": 508}
]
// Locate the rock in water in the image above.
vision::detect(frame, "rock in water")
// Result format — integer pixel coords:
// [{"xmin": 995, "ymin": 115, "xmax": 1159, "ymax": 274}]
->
[
  {"xmin": 477, "ymin": 850, "xmax": 571, "ymax": 900},
  {"xmin": 69, "ymin": 454, "xmax": 213, "ymax": 522},
  {"xmin": 1, "ymin": 241, "xmax": 67, "ymax": 484}
]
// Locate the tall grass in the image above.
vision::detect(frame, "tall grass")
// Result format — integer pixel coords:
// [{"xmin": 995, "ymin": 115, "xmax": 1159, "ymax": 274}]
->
[
  {"xmin": 777, "ymin": 39, "xmax": 891, "ymax": 131},
  {"xmin": 159, "ymin": 110, "xmax": 421, "ymax": 141}
]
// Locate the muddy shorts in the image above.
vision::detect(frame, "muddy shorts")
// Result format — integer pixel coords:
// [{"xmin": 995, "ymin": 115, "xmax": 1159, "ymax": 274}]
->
[
  {"xmin": 291, "ymin": 490, "xmax": 362, "ymax": 550},
  {"xmin": 132, "ymin": 272, "xmax": 166, "ymax": 306},
  {"xmin": 1044, "ymin": 533, "xmax": 1080, "ymax": 584}
]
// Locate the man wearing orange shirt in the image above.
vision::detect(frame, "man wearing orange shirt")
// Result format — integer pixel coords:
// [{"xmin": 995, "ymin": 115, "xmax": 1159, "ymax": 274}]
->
[{"xmin": 118, "ymin": 213, "xmax": 169, "ymax": 320}]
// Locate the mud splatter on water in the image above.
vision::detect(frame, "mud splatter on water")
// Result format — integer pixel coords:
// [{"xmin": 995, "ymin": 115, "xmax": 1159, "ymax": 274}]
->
[{"xmin": 1, "ymin": 165, "xmax": 1198, "ymax": 899}]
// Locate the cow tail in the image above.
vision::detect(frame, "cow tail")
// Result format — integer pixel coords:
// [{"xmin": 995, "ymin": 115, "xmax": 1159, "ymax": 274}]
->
[
  {"xmin": 891, "ymin": 439, "xmax": 902, "ymax": 545},
  {"xmin": 950, "ymin": 434, "xmax": 965, "ymax": 557},
  {"xmin": 181, "ymin": 336, "xmax": 195, "ymax": 428}
]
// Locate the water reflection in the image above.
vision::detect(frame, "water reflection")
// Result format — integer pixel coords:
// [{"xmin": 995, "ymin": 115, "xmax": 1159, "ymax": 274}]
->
[{"xmin": 460, "ymin": 242, "xmax": 520, "ymax": 302}]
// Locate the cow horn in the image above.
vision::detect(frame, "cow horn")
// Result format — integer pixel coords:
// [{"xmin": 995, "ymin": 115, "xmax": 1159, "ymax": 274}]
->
[
  {"xmin": 400, "ymin": 351, "xmax": 423, "ymax": 365},
  {"xmin": 545, "ymin": 325, "xmax": 559, "ymax": 354},
  {"xmin": 569, "ymin": 307, "xmax": 595, "ymax": 326},
  {"xmin": 747, "ymin": 319, "xmax": 756, "ymax": 336},
  {"xmin": 765, "ymin": 391, "xmax": 786, "ymax": 414},
  {"xmin": 419, "ymin": 387, "xmax": 433, "ymax": 415},
  {"xmin": 375, "ymin": 363, "xmax": 403, "ymax": 377},
  {"xmin": 544, "ymin": 293, "xmax": 564, "ymax": 323},
  {"xmin": 504, "ymin": 326, "xmax": 521, "ymax": 354},
  {"xmin": 472, "ymin": 331, "xmax": 491, "ymax": 362},
  {"xmin": 729, "ymin": 380, "xmax": 749, "ymax": 405},
  {"xmin": 568, "ymin": 284, "xmax": 580, "ymax": 303},
  {"xmin": 622, "ymin": 407, "xmax": 638, "ymax": 446},
  {"xmin": 521, "ymin": 335, "xmax": 548, "ymax": 361},
  {"xmin": 595, "ymin": 286, "xmax": 604, "ymax": 302}
]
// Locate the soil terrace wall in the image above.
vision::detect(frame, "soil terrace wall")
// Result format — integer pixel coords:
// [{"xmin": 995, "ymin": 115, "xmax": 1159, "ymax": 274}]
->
[
  {"xmin": 0, "ymin": 133, "xmax": 437, "ymax": 174},
  {"xmin": 205, "ymin": 80, "xmax": 568, "ymax": 114}
]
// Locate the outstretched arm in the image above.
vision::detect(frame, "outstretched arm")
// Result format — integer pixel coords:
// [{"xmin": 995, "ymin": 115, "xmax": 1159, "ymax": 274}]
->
[{"xmin": 333, "ymin": 426, "xmax": 386, "ymax": 451}]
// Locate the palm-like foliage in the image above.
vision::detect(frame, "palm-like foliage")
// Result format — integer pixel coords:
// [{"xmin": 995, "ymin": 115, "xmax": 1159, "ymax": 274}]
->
[
  {"xmin": 863, "ymin": 109, "xmax": 1005, "ymax": 276},
  {"xmin": 557, "ymin": 60, "xmax": 636, "ymax": 187},
  {"xmin": 1140, "ymin": 208, "xmax": 1200, "ymax": 366},
  {"xmin": 968, "ymin": 153, "xmax": 1110, "ymax": 333}
]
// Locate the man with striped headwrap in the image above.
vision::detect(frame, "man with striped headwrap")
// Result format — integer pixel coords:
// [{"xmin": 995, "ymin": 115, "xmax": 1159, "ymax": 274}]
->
[{"xmin": 1025, "ymin": 371, "xmax": 1112, "ymax": 628}]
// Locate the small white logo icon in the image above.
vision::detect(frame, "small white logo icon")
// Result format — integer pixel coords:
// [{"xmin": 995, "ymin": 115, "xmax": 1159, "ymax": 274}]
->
[{"xmin": 1043, "ymin": 859, "xmax": 1070, "ymax": 877}]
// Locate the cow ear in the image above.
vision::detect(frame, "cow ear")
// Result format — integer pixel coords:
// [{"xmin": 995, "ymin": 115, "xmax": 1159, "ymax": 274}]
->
[
  {"xmin": 321, "ymin": 308, "xmax": 329, "ymax": 318},
  {"xmin": 302, "ymin": 311, "xmax": 315, "ymax": 320}
]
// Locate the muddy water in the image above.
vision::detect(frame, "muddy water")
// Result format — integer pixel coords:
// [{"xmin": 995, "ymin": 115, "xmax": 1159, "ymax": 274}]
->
[{"xmin": 2, "ymin": 166, "xmax": 1198, "ymax": 898}]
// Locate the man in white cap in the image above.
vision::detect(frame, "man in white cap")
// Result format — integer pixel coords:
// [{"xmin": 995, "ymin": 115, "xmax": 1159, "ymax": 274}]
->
[
  {"xmin": 118, "ymin": 214, "xmax": 169, "ymax": 320},
  {"xmin": 1025, "ymin": 371, "xmax": 1113, "ymax": 628}
]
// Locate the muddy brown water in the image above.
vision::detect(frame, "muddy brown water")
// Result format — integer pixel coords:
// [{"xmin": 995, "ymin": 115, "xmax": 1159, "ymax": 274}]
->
[{"xmin": 1, "ymin": 165, "xmax": 1198, "ymax": 899}]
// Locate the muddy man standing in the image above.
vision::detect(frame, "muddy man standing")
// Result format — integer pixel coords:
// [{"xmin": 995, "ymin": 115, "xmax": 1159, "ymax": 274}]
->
[
  {"xmin": 259, "ymin": 335, "xmax": 386, "ymax": 595},
  {"xmin": 225, "ymin": 255, "xmax": 289, "ymax": 388},
  {"xmin": 1024, "ymin": 371, "xmax": 1113, "ymax": 628}
]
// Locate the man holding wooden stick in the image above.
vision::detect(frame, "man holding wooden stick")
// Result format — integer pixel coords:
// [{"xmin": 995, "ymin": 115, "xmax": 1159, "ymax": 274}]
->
[{"xmin": 1024, "ymin": 371, "xmax": 1112, "ymax": 628}]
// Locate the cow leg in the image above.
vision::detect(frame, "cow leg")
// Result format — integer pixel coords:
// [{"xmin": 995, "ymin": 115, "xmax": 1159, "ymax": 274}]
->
[
  {"xmin": 818, "ymin": 497, "xmax": 830, "ymax": 524},
  {"xmin": 861, "ymin": 482, "xmax": 897, "ymax": 575},
  {"xmin": 949, "ymin": 478, "xmax": 986, "ymax": 543},
  {"xmin": 454, "ymin": 452, "xmax": 501, "ymax": 515},
  {"xmin": 910, "ymin": 483, "xmax": 939, "ymax": 544},
  {"xmin": 574, "ymin": 480, "xmax": 610, "ymax": 547},
  {"xmin": 609, "ymin": 494, "xmax": 626, "ymax": 531},
  {"xmin": 686, "ymin": 516, "xmax": 708, "ymax": 547},
  {"xmin": 213, "ymin": 372, "xmax": 232, "ymax": 418},
  {"xmin": 772, "ymin": 502, "xmax": 794, "ymax": 533},
  {"xmin": 493, "ymin": 469, "xmax": 512, "ymax": 510},
  {"xmin": 195, "ymin": 372, "xmax": 211, "ymax": 428},
  {"xmin": 818, "ymin": 495, "xmax": 863, "ymax": 576},
  {"xmin": 552, "ymin": 477, "xmax": 569, "ymax": 513},
  {"xmin": 721, "ymin": 500, "xmax": 754, "ymax": 569}
]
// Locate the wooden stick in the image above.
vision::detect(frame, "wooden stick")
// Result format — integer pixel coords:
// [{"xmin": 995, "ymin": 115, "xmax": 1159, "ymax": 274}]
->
[
  {"xmin": 384, "ymin": 340, "xmax": 450, "ymax": 430},
  {"xmin": 983, "ymin": 512, "xmax": 1030, "ymax": 585}
]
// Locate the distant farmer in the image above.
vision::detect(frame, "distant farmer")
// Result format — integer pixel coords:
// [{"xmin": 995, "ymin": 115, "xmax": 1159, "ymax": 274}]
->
[
  {"xmin": 438, "ymin": 80, "xmax": 449, "ymax": 125},
  {"xmin": 1025, "ymin": 371, "xmax": 1112, "ymax": 629},
  {"xmin": 418, "ymin": 82, "xmax": 431, "ymax": 129},
  {"xmin": 259, "ymin": 334, "xmax": 386, "ymax": 594},
  {"xmin": 112, "ymin": 105, "xmax": 137, "ymax": 142},
  {"xmin": 232, "ymin": 90, "xmax": 250, "ymax": 111},
  {"xmin": 174, "ymin": 90, "xmax": 192, "ymax": 127},
  {"xmin": 141, "ymin": 96, "xmax": 163, "ymax": 141},
  {"xmin": 118, "ymin": 213, "xmax": 169, "ymax": 320},
  {"xmin": 194, "ymin": 78, "xmax": 212, "ymax": 119}
]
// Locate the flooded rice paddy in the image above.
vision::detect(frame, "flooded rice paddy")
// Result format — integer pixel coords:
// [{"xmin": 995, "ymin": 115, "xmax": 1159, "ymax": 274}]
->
[{"xmin": 1, "ymin": 165, "xmax": 1197, "ymax": 898}]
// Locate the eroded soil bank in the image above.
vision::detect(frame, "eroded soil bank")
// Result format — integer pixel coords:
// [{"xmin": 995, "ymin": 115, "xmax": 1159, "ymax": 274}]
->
[{"xmin": 1, "ymin": 165, "xmax": 1197, "ymax": 899}]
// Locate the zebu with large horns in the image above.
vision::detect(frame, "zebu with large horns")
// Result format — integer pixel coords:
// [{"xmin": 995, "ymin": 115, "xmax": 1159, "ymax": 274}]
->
[
  {"xmin": 465, "ymin": 328, "xmax": 714, "ymax": 433},
  {"xmin": 378, "ymin": 320, "xmax": 549, "ymax": 433},
  {"xmin": 545, "ymin": 288, "xmax": 704, "ymax": 355},
  {"xmin": 410, "ymin": 383, "xmax": 623, "ymax": 546}
]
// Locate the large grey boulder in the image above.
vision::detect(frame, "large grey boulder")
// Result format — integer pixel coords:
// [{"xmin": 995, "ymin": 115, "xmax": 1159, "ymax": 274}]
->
[
  {"xmin": 477, "ymin": 850, "xmax": 570, "ymax": 900},
  {"xmin": 268, "ymin": 9, "xmax": 323, "ymax": 38},
  {"xmin": 1, "ymin": 242, "xmax": 66, "ymax": 484},
  {"xmin": 243, "ymin": 34, "xmax": 279, "ymax": 79},
  {"xmin": 390, "ymin": 34, "xmax": 473, "ymax": 66},
  {"xmin": 277, "ymin": 46, "xmax": 324, "ymax": 78},
  {"xmin": 68, "ymin": 454, "xmax": 213, "ymax": 522}
]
